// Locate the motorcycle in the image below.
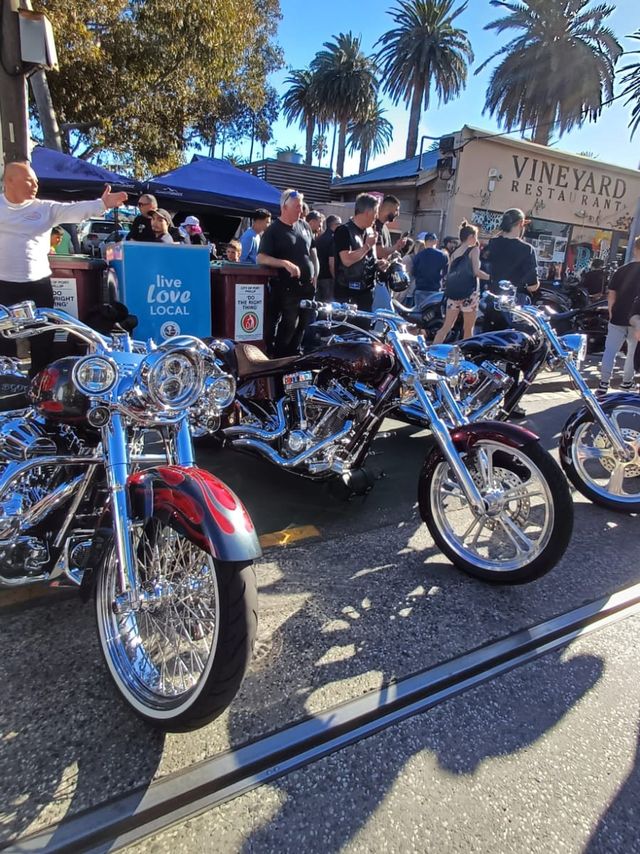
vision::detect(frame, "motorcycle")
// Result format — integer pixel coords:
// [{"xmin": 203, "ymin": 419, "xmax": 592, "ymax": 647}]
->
[
  {"xmin": 0, "ymin": 301, "xmax": 261, "ymax": 730},
  {"xmin": 206, "ymin": 300, "xmax": 574, "ymax": 584},
  {"xmin": 455, "ymin": 284, "xmax": 640, "ymax": 514}
]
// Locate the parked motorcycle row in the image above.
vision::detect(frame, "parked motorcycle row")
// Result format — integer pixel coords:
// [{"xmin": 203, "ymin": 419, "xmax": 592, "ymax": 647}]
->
[{"xmin": 0, "ymin": 284, "xmax": 637, "ymax": 730}]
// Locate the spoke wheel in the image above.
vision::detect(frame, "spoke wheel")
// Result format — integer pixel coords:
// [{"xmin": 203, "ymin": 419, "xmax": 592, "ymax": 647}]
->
[
  {"xmin": 564, "ymin": 404, "xmax": 640, "ymax": 513},
  {"xmin": 419, "ymin": 440, "xmax": 573, "ymax": 583},
  {"xmin": 96, "ymin": 520, "xmax": 257, "ymax": 730}
]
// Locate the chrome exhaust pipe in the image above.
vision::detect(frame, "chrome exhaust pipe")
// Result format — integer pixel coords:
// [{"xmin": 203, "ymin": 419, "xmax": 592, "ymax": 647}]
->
[
  {"xmin": 223, "ymin": 398, "xmax": 288, "ymax": 441},
  {"xmin": 231, "ymin": 421, "xmax": 353, "ymax": 469},
  {"xmin": 19, "ymin": 473, "xmax": 86, "ymax": 531}
]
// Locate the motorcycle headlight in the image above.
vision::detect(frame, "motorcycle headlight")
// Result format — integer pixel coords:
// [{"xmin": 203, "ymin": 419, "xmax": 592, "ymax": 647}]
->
[
  {"xmin": 146, "ymin": 351, "xmax": 202, "ymax": 409},
  {"xmin": 206, "ymin": 374, "xmax": 236, "ymax": 409},
  {"xmin": 561, "ymin": 333, "xmax": 587, "ymax": 366},
  {"xmin": 427, "ymin": 343, "xmax": 463, "ymax": 377},
  {"xmin": 73, "ymin": 356, "xmax": 118, "ymax": 395}
]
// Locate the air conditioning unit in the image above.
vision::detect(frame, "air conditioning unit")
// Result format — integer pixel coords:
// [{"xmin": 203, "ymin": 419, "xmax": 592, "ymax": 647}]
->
[
  {"xmin": 439, "ymin": 136, "xmax": 456, "ymax": 154},
  {"xmin": 437, "ymin": 156, "xmax": 457, "ymax": 179}
]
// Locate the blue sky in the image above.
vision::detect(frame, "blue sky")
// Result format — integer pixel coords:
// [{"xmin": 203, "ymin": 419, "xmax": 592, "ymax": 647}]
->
[{"xmin": 230, "ymin": 0, "xmax": 640, "ymax": 176}]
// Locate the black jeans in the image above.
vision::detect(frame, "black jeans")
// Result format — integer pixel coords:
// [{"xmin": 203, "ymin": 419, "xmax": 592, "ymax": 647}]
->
[
  {"xmin": 0, "ymin": 277, "xmax": 55, "ymax": 376},
  {"xmin": 267, "ymin": 280, "xmax": 315, "ymax": 357}
]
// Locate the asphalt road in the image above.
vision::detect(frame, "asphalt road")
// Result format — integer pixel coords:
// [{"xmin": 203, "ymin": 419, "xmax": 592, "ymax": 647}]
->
[{"xmin": 1, "ymin": 362, "xmax": 639, "ymax": 850}]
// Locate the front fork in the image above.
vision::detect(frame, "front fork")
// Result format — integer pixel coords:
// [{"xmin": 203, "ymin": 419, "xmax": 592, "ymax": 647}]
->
[{"xmin": 102, "ymin": 415, "xmax": 196, "ymax": 601}]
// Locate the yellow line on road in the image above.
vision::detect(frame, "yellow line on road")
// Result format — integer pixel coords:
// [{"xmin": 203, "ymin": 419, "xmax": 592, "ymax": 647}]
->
[{"xmin": 259, "ymin": 524, "xmax": 321, "ymax": 549}]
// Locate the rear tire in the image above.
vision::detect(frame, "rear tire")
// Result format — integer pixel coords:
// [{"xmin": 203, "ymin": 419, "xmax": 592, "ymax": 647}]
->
[{"xmin": 95, "ymin": 520, "xmax": 257, "ymax": 731}]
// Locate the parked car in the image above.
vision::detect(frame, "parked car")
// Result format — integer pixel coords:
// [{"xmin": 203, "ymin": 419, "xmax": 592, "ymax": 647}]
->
[
  {"xmin": 78, "ymin": 219, "xmax": 118, "ymax": 255},
  {"xmin": 98, "ymin": 226, "xmax": 130, "ymax": 258}
]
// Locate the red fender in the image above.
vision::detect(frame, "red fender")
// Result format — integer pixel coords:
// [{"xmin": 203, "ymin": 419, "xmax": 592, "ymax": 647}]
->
[
  {"xmin": 128, "ymin": 466, "xmax": 262, "ymax": 563},
  {"xmin": 450, "ymin": 420, "xmax": 539, "ymax": 451}
]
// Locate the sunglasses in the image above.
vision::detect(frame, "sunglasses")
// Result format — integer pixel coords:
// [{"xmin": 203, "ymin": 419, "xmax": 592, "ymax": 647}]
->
[{"xmin": 283, "ymin": 190, "xmax": 301, "ymax": 203}]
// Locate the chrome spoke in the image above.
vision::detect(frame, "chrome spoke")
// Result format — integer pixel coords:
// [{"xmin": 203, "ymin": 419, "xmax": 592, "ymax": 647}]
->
[
  {"xmin": 499, "ymin": 515, "xmax": 534, "ymax": 556},
  {"xmin": 607, "ymin": 463, "xmax": 627, "ymax": 496}
]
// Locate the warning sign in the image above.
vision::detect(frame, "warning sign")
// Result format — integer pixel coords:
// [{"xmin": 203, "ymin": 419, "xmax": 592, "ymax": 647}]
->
[{"xmin": 234, "ymin": 283, "xmax": 264, "ymax": 342}]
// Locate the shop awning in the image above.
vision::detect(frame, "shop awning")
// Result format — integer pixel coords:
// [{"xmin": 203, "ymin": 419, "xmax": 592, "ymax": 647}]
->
[
  {"xmin": 142, "ymin": 155, "xmax": 281, "ymax": 215},
  {"xmin": 32, "ymin": 146, "xmax": 136, "ymax": 197}
]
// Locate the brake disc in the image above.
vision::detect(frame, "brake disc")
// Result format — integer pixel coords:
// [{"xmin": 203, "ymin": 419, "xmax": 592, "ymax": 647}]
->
[
  {"xmin": 593, "ymin": 428, "xmax": 640, "ymax": 477},
  {"xmin": 469, "ymin": 464, "xmax": 531, "ymax": 529}
]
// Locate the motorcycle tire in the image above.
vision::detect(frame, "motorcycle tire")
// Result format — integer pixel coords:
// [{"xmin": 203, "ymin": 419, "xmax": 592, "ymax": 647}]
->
[
  {"xmin": 95, "ymin": 520, "xmax": 257, "ymax": 731},
  {"xmin": 418, "ymin": 439, "xmax": 573, "ymax": 584},
  {"xmin": 561, "ymin": 402, "xmax": 640, "ymax": 514}
]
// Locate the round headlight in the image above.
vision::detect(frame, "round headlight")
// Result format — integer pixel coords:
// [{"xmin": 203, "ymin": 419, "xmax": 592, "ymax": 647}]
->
[
  {"xmin": 73, "ymin": 356, "xmax": 117, "ymax": 395},
  {"xmin": 207, "ymin": 374, "xmax": 236, "ymax": 409},
  {"xmin": 148, "ymin": 351, "xmax": 202, "ymax": 409}
]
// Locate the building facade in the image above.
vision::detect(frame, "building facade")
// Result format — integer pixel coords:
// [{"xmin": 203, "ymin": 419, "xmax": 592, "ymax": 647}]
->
[{"xmin": 331, "ymin": 126, "xmax": 640, "ymax": 280}]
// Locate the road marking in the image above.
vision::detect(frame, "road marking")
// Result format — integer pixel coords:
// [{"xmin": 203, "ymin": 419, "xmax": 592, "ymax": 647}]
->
[{"xmin": 259, "ymin": 525, "xmax": 321, "ymax": 549}]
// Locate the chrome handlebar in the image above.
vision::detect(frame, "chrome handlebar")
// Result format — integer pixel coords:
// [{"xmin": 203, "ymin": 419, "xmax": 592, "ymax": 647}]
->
[{"xmin": 0, "ymin": 301, "xmax": 111, "ymax": 352}]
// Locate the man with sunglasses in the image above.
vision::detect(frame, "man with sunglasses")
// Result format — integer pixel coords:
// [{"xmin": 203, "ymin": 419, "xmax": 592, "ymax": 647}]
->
[
  {"xmin": 257, "ymin": 188, "xmax": 315, "ymax": 356},
  {"xmin": 128, "ymin": 194, "xmax": 158, "ymax": 241}
]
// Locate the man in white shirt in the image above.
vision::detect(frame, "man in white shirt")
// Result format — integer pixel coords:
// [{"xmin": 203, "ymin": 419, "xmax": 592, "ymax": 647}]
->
[{"xmin": 0, "ymin": 160, "xmax": 127, "ymax": 374}]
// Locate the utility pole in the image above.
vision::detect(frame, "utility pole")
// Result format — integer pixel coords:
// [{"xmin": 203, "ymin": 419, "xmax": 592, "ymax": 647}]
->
[{"xmin": 0, "ymin": 0, "xmax": 30, "ymax": 165}]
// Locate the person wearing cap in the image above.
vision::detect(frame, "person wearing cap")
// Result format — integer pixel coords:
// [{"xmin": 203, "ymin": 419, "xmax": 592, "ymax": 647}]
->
[
  {"xmin": 0, "ymin": 161, "xmax": 128, "ymax": 375},
  {"xmin": 239, "ymin": 209, "xmax": 272, "ymax": 263},
  {"xmin": 150, "ymin": 209, "xmax": 176, "ymax": 244},
  {"xmin": 180, "ymin": 215, "xmax": 207, "ymax": 246},
  {"xmin": 257, "ymin": 188, "xmax": 315, "ymax": 356},
  {"xmin": 411, "ymin": 232, "xmax": 449, "ymax": 310},
  {"xmin": 484, "ymin": 208, "xmax": 539, "ymax": 329},
  {"xmin": 128, "ymin": 194, "xmax": 158, "ymax": 241}
]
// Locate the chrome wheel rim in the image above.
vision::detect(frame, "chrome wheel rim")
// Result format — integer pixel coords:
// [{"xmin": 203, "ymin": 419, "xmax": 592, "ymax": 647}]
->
[
  {"xmin": 571, "ymin": 406, "xmax": 640, "ymax": 505},
  {"xmin": 97, "ymin": 521, "xmax": 220, "ymax": 716},
  {"xmin": 430, "ymin": 441, "xmax": 554, "ymax": 572}
]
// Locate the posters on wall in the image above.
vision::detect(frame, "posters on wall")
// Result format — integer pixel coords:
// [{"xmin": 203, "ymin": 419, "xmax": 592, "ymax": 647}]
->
[{"xmin": 234, "ymin": 284, "xmax": 264, "ymax": 341}]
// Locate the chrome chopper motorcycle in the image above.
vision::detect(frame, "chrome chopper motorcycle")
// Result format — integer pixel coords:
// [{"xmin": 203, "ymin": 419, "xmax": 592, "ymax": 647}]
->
[
  {"xmin": 0, "ymin": 301, "xmax": 261, "ymax": 730},
  {"xmin": 207, "ymin": 300, "xmax": 574, "ymax": 584},
  {"xmin": 455, "ymin": 284, "xmax": 640, "ymax": 514}
]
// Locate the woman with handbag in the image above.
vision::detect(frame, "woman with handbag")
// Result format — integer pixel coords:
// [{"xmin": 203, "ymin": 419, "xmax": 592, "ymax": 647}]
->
[{"xmin": 433, "ymin": 220, "xmax": 489, "ymax": 343}]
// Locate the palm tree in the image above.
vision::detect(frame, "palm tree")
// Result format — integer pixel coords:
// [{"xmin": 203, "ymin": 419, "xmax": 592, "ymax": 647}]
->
[
  {"xmin": 347, "ymin": 101, "xmax": 394, "ymax": 173},
  {"xmin": 375, "ymin": 0, "xmax": 473, "ymax": 159},
  {"xmin": 281, "ymin": 69, "xmax": 318, "ymax": 166},
  {"xmin": 313, "ymin": 132, "xmax": 328, "ymax": 166},
  {"xmin": 311, "ymin": 32, "xmax": 378, "ymax": 177},
  {"xmin": 621, "ymin": 30, "xmax": 640, "ymax": 139},
  {"xmin": 477, "ymin": 0, "xmax": 623, "ymax": 146}
]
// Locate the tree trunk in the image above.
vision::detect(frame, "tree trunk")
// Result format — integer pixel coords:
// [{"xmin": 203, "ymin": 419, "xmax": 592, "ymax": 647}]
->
[
  {"xmin": 305, "ymin": 117, "xmax": 314, "ymax": 166},
  {"xmin": 329, "ymin": 123, "xmax": 337, "ymax": 171},
  {"xmin": 29, "ymin": 70, "xmax": 63, "ymax": 152},
  {"xmin": 336, "ymin": 119, "xmax": 348, "ymax": 177},
  {"xmin": 359, "ymin": 145, "xmax": 368, "ymax": 174},
  {"xmin": 249, "ymin": 114, "xmax": 255, "ymax": 163},
  {"xmin": 406, "ymin": 74, "xmax": 424, "ymax": 159},
  {"xmin": 532, "ymin": 107, "xmax": 554, "ymax": 146}
]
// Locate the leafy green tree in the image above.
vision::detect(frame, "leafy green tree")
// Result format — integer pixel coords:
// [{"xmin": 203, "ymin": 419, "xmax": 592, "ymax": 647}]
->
[
  {"xmin": 311, "ymin": 32, "xmax": 378, "ymax": 177},
  {"xmin": 32, "ymin": 0, "xmax": 282, "ymax": 174},
  {"xmin": 375, "ymin": 0, "xmax": 473, "ymax": 159},
  {"xmin": 281, "ymin": 69, "xmax": 320, "ymax": 165},
  {"xmin": 477, "ymin": 0, "xmax": 622, "ymax": 146},
  {"xmin": 347, "ymin": 100, "xmax": 394, "ymax": 173},
  {"xmin": 621, "ymin": 31, "xmax": 640, "ymax": 139}
]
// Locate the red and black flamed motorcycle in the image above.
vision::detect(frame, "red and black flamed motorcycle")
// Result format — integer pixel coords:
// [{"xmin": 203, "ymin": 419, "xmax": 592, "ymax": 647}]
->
[
  {"xmin": 0, "ymin": 301, "xmax": 260, "ymax": 730},
  {"xmin": 208, "ymin": 300, "xmax": 574, "ymax": 584}
]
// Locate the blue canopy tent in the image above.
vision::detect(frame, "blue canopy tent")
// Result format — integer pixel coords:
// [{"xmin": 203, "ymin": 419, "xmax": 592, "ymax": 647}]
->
[
  {"xmin": 31, "ymin": 146, "xmax": 136, "ymax": 199},
  {"xmin": 143, "ymin": 155, "xmax": 281, "ymax": 216}
]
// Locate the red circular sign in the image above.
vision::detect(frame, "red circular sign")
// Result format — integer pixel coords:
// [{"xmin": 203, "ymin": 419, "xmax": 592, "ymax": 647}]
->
[{"xmin": 241, "ymin": 311, "xmax": 259, "ymax": 333}]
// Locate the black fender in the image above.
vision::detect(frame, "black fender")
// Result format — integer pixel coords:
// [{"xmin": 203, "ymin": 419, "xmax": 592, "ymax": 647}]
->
[
  {"xmin": 128, "ymin": 465, "xmax": 262, "ymax": 563},
  {"xmin": 559, "ymin": 393, "xmax": 640, "ymax": 466},
  {"xmin": 450, "ymin": 420, "xmax": 539, "ymax": 451}
]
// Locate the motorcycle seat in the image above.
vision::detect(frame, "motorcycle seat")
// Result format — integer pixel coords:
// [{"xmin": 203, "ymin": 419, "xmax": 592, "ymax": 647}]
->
[{"xmin": 234, "ymin": 343, "xmax": 299, "ymax": 378}]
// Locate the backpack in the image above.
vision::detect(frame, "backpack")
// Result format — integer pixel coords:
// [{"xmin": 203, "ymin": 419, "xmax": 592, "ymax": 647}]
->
[{"xmin": 445, "ymin": 247, "xmax": 476, "ymax": 300}]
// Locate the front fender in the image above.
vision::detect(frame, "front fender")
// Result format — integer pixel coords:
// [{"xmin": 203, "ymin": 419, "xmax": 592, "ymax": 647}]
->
[
  {"xmin": 559, "ymin": 393, "xmax": 640, "ymax": 465},
  {"xmin": 128, "ymin": 466, "xmax": 262, "ymax": 563},
  {"xmin": 450, "ymin": 420, "xmax": 539, "ymax": 451}
]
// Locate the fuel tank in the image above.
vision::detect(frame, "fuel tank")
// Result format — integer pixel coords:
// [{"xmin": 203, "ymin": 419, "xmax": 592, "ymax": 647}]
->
[
  {"xmin": 29, "ymin": 357, "xmax": 90, "ymax": 424},
  {"xmin": 457, "ymin": 329, "xmax": 545, "ymax": 372},
  {"xmin": 294, "ymin": 341, "xmax": 396, "ymax": 386}
]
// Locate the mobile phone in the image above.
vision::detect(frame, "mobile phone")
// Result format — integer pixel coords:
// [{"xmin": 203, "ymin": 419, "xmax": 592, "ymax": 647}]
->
[{"xmin": 401, "ymin": 231, "xmax": 410, "ymax": 239}]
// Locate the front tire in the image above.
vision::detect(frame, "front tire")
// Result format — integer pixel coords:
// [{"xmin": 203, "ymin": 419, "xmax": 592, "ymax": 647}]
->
[
  {"xmin": 418, "ymin": 439, "xmax": 573, "ymax": 583},
  {"xmin": 562, "ymin": 402, "xmax": 640, "ymax": 513},
  {"xmin": 95, "ymin": 519, "xmax": 257, "ymax": 731}
]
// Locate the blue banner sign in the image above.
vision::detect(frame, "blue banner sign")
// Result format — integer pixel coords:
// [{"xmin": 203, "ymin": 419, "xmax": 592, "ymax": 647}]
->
[{"xmin": 107, "ymin": 242, "xmax": 211, "ymax": 343}]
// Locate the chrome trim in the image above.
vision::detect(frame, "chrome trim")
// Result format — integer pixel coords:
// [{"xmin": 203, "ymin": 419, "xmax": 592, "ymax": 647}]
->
[
  {"xmin": 223, "ymin": 397, "xmax": 288, "ymax": 441},
  {"xmin": 232, "ymin": 420, "xmax": 354, "ymax": 469}
]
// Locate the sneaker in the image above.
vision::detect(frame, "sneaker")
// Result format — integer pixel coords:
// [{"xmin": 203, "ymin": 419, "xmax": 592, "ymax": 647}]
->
[
  {"xmin": 620, "ymin": 380, "xmax": 634, "ymax": 391},
  {"xmin": 596, "ymin": 382, "xmax": 609, "ymax": 397}
]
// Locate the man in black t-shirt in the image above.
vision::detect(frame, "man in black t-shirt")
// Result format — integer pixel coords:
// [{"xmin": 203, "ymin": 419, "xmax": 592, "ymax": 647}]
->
[
  {"xmin": 333, "ymin": 194, "xmax": 380, "ymax": 313},
  {"xmin": 314, "ymin": 215, "xmax": 341, "ymax": 301},
  {"xmin": 374, "ymin": 194, "xmax": 408, "ymax": 260},
  {"xmin": 598, "ymin": 236, "xmax": 640, "ymax": 393},
  {"xmin": 257, "ymin": 188, "xmax": 315, "ymax": 356},
  {"xmin": 128, "ymin": 194, "xmax": 157, "ymax": 241}
]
